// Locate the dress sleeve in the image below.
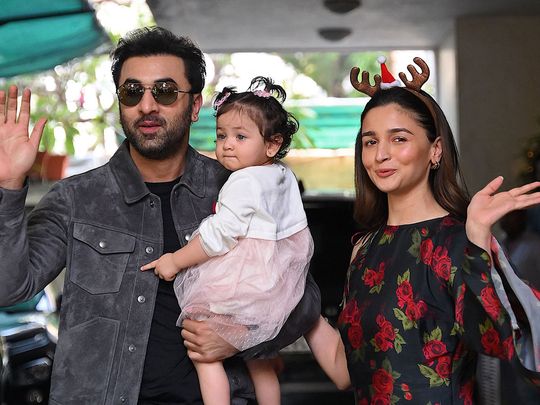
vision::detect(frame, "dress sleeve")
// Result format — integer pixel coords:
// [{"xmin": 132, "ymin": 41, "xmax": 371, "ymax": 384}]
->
[
  {"xmin": 449, "ymin": 235, "xmax": 540, "ymax": 386},
  {"xmin": 197, "ymin": 172, "xmax": 260, "ymax": 256}
]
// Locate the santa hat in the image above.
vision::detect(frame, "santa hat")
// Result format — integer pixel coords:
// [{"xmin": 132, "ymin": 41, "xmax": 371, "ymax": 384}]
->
[{"xmin": 377, "ymin": 56, "xmax": 401, "ymax": 89}]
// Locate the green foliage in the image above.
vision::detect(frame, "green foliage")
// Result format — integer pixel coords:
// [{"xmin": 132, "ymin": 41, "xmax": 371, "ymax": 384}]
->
[{"xmin": 280, "ymin": 51, "xmax": 385, "ymax": 97}]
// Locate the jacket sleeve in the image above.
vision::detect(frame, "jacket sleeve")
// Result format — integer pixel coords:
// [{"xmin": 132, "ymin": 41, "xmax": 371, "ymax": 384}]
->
[
  {"xmin": 198, "ymin": 173, "xmax": 259, "ymax": 256},
  {"xmin": 0, "ymin": 183, "xmax": 69, "ymax": 306}
]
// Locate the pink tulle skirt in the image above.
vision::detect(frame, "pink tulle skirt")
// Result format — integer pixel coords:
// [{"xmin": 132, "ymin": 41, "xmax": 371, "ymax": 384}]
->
[{"xmin": 174, "ymin": 227, "xmax": 313, "ymax": 351}]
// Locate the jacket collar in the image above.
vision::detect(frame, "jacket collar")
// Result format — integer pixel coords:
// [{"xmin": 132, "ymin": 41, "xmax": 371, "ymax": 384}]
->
[{"xmin": 109, "ymin": 140, "xmax": 207, "ymax": 204}]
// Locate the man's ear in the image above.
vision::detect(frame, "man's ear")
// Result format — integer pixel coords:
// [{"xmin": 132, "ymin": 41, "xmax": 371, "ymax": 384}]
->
[
  {"xmin": 191, "ymin": 93, "xmax": 203, "ymax": 123},
  {"xmin": 266, "ymin": 135, "xmax": 283, "ymax": 158}
]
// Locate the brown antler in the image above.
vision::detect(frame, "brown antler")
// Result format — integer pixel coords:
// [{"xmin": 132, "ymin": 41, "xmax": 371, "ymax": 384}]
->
[
  {"xmin": 398, "ymin": 57, "xmax": 430, "ymax": 92},
  {"xmin": 350, "ymin": 67, "xmax": 382, "ymax": 97}
]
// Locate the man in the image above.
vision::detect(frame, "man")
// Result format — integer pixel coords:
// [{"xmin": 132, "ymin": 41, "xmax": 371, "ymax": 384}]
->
[{"xmin": 0, "ymin": 27, "xmax": 320, "ymax": 404}]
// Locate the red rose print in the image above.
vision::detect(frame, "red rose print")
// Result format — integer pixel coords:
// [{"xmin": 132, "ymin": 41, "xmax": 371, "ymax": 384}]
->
[
  {"xmin": 384, "ymin": 226, "xmax": 398, "ymax": 236},
  {"xmin": 404, "ymin": 392, "xmax": 412, "ymax": 400},
  {"xmin": 374, "ymin": 332, "xmax": 394, "ymax": 352},
  {"xmin": 396, "ymin": 281, "xmax": 413, "ymax": 308},
  {"xmin": 405, "ymin": 300, "xmax": 427, "ymax": 321},
  {"xmin": 420, "ymin": 238, "xmax": 434, "ymax": 264},
  {"xmin": 358, "ymin": 399, "xmax": 369, "ymax": 405},
  {"xmin": 441, "ymin": 216, "xmax": 457, "ymax": 227},
  {"xmin": 455, "ymin": 284, "xmax": 465, "ymax": 325},
  {"xmin": 421, "ymin": 227, "xmax": 428, "ymax": 237},
  {"xmin": 502, "ymin": 336, "xmax": 514, "ymax": 360},
  {"xmin": 481, "ymin": 327, "xmax": 501, "ymax": 356},
  {"xmin": 435, "ymin": 355, "xmax": 451, "ymax": 378},
  {"xmin": 375, "ymin": 262, "xmax": 385, "ymax": 284},
  {"xmin": 431, "ymin": 245, "xmax": 452, "ymax": 281},
  {"xmin": 340, "ymin": 299, "xmax": 361, "ymax": 325},
  {"xmin": 371, "ymin": 393, "xmax": 391, "ymax": 405},
  {"xmin": 363, "ymin": 268, "xmax": 378, "ymax": 288},
  {"xmin": 400, "ymin": 383, "xmax": 410, "ymax": 392},
  {"xmin": 459, "ymin": 380, "xmax": 474, "ymax": 405},
  {"xmin": 480, "ymin": 285, "xmax": 502, "ymax": 321},
  {"xmin": 372, "ymin": 368, "xmax": 394, "ymax": 394},
  {"xmin": 348, "ymin": 325, "xmax": 363, "ymax": 349},
  {"xmin": 376, "ymin": 315, "xmax": 396, "ymax": 340},
  {"xmin": 422, "ymin": 339, "xmax": 448, "ymax": 361},
  {"xmin": 363, "ymin": 263, "xmax": 385, "ymax": 290}
]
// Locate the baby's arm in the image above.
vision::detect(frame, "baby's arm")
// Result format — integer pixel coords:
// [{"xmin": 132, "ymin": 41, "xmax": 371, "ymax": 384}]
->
[
  {"xmin": 140, "ymin": 235, "xmax": 210, "ymax": 281},
  {"xmin": 305, "ymin": 315, "xmax": 350, "ymax": 390}
]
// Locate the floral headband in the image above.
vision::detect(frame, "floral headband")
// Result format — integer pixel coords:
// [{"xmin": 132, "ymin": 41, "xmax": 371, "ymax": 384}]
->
[{"xmin": 213, "ymin": 88, "xmax": 273, "ymax": 111}]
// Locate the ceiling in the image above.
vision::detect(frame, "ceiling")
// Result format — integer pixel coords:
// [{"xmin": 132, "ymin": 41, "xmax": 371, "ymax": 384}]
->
[{"xmin": 147, "ymin": 0, "xmax": 540, "ymax": 53}]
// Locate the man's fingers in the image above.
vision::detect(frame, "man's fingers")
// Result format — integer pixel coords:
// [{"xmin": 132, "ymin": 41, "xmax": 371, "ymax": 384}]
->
[
  {"xmin": 6, "ymin": 85, "xmax": 18, "ymax": 122},
  {"xmin": 30, "ymin": 117, "xmax": 47, "ymax": 148},
  {"xmin": 0, "ymin": 90, "xmax": 6, "ymax": 123},
  {"xmin": 17, "ymin": 88, "xmax": 32, "ymax": 126},
  {"xmin": 140, "ymin": 260, "xmax": 157, "ymax": 271}
]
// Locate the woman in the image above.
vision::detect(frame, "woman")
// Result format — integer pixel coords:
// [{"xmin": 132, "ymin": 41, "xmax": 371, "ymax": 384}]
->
[{"xmin": 306, "ymin": 57, "xmax": 540, "ymax": 403}]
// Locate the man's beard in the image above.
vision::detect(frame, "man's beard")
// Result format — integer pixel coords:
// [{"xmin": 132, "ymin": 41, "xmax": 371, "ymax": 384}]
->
[{"xmin": 120, "ymin": 102, "xmax": 193, "ymax": 160}]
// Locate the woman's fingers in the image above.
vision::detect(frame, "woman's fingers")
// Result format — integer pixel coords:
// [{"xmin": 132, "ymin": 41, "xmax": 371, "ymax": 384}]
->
[{"xmin": 478, "ymin": 176, "xmax": 504, "ymax": 196}]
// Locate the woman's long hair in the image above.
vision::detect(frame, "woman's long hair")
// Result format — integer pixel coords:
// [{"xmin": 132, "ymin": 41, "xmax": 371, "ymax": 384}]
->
[{"xmin": 354, "ymin": 87, "xmax": 470, "ymax": 232}]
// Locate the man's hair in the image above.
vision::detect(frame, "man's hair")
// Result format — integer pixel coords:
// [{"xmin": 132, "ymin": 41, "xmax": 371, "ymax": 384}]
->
[{"xmin": 110, "ymin": 26, "xmax": 206, "ymax": 93}]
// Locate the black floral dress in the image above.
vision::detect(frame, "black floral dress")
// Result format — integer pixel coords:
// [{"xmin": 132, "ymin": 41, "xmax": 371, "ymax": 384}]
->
[{"xmin": 338, "ymin": 215, "xmax": 535, "ymax": 405}]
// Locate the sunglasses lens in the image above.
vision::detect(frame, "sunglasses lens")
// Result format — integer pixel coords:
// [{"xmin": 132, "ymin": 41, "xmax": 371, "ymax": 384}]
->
[
  {"xmin": 154, "ymin": 82, "xmax": 179, "ymax": 105},
  {"xmin": 118, "ymin": 84, "xmax": 143, "ymax": 106}
]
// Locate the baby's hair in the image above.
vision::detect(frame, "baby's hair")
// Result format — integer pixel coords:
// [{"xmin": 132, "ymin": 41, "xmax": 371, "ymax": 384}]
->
[{"xmin": 212, "ymin": 76, "xmax": 299, "ymax": 160}]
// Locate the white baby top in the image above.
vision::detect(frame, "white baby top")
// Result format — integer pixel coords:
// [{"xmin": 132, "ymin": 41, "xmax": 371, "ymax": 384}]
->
[{"xmin": 197, "ymin": 163, "xmax": 307, "ymax": 256}]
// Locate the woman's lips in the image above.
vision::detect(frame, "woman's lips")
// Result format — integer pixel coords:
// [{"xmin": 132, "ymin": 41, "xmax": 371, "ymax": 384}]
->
[{"xmin": 375, "ymin": 169, "xmax": 396, "ymax": 178}]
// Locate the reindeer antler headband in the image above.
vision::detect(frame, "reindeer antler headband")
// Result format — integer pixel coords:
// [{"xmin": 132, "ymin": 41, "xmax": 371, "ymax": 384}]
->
[
  {"xmin": 350, "ymin": 56, "xmax": 430, "ymax": 96},
  {"xmin": 351, "ymin": 56, "xmax": 438, "ymax": 125}
]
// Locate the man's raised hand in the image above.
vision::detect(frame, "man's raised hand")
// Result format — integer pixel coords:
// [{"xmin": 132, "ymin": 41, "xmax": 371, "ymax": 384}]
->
[{"xmin": 0, "ymin": 86, "xmax": 47, "ymax": 189}]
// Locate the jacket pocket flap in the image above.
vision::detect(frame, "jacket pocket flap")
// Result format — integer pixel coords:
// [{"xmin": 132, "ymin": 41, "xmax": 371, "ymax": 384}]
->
[{"xmin": 73, "ymin": 223, "xmax": 136, "ymax": 254}]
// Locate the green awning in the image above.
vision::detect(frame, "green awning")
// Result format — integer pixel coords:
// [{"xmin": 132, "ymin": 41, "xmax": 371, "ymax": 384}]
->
[
  {"xmin": 0, "ymin": 0, "xmax": 110, "ymax": 78},
  {"xmin": 190, "ymin": 103, "xmax": 366, "ymax": 151}
]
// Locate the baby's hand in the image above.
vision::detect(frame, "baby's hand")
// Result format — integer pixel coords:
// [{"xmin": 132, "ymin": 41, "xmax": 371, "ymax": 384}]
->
[{"xmin": 141, "ymin": 253, "xmax": 180, "ymax": 281}]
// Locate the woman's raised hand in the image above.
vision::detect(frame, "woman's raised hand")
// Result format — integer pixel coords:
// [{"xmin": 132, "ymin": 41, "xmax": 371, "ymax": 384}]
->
[
  {"xmin": 0, "ymin": 86, "xmax": 47, "ymax": 189},
  {"xmin": 466, "ymin": 176, "xmax": 540, "ymax": 251}
]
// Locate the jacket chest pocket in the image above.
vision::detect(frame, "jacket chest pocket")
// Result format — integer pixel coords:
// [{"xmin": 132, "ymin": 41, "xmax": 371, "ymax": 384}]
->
[{"xmin": 70, "ymin": 223, "xmax": 136, "ymax": 294}]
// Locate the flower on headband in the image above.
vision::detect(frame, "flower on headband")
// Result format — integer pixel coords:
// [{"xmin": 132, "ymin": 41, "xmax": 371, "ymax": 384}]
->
[
  {"xmin": 213, "ymin": 92, "xmax": 231, "ymax": 110},
  {"xmin": 253, "ymin": 89, "xmax": 271, "ymax": 98}
]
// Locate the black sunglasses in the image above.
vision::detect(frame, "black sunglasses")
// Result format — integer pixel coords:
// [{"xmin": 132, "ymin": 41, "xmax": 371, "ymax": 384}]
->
[{"xmin": 117, "ymin": 81, "xmax": 192, "ymax": 106}]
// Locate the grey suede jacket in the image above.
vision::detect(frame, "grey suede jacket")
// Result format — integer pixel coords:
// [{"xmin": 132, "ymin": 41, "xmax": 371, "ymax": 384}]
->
[{"xmin": 0, "ymin": 141, "xmax": 320, "ymax": 405}]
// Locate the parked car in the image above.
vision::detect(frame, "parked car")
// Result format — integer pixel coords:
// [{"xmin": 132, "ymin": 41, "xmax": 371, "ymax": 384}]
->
[{"xmin": 0, "ymin": 288, "xmax": 58, "ymax": 405}]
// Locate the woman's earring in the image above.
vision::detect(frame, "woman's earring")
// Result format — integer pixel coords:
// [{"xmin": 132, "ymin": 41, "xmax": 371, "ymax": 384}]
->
[{"xmin": 431, "ymin": 161, "xmax": 440, "ymax": 170}]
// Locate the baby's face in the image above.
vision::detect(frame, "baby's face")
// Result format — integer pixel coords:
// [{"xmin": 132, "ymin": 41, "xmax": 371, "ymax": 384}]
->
[{"xmin": 215, "ymin": 110, "xmax": 274, "ymax": 171}]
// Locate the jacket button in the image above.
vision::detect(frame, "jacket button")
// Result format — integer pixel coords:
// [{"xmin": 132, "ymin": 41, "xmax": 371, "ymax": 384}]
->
[
  {"xmin": 98, "ymin": 240, "xmax": 107, "ymax": 249},
  {"xmin": 185, "ymin": 233, "xmax": 191, "ymax": 241},
  {"xmin": 137, "ymin": 295, "xmax": 146, "ymax": 303},
  {"xmin": 119, "ymin": 395, "xmax": 126, "ymax": 403},
  {"xmin": 145, "ymin": 246, "xmax": 154, "ymax": 254},
  {"xmin": 128, "ymin": 344, "xmax": 136, "ymax": 352},
  {"xmin": 149, "ymin": 200, "xmax": 155, "ymax": 208}
]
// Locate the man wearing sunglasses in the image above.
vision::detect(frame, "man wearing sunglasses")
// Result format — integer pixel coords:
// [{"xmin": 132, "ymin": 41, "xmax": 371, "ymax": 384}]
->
[{"xmin": 0, "ymin": 27, "xmax": 320, "ymax": 404}]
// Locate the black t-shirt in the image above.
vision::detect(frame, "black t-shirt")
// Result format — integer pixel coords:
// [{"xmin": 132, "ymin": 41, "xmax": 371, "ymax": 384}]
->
[{"xmin": 138, "ymin": 179, "xmax": 203, "ymax": 404}]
